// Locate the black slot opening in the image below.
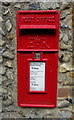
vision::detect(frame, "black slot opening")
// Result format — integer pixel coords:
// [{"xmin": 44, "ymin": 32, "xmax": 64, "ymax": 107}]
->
[{"xmin": 20, "ymin": 29, "xmax": 56, "ymax": 35}]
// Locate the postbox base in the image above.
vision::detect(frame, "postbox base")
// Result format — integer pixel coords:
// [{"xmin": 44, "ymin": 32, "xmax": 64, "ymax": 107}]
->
[{"xmin": 18, "ymin": 103, "xmax": 56, "ymax": 108}]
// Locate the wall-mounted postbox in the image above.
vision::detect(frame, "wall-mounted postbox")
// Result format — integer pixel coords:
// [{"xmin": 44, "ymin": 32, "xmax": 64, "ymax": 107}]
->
[{"xmin": 17, "ymin": 10, "xmax": 60, "ymax": 108}]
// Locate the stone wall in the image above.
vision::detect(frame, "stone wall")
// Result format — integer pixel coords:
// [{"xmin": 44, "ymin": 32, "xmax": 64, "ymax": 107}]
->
[{"xmin": 0, "ymin": 1, "xmax": 74, "ymax": 119}]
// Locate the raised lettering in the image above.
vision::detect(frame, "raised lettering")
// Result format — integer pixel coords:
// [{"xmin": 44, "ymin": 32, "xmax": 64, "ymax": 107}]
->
[
  {"xmin": 21, "ymin": 16, "xmax": 55, "ymax": 24},
  {"xmin": 27, "ymin": 35, "xmax": 50, "ymax": 49}
]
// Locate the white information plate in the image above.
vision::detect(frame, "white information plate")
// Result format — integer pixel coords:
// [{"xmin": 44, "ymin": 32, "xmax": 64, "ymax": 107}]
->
[{"xmin": 30, "ymin": 62, "xmax": 45, "ymax": 91}]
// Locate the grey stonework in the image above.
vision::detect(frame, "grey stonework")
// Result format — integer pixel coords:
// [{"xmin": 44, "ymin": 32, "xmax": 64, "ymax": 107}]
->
[{"xmin": 0, "ymin": 1, "xmax": 73, "ymax": 119}]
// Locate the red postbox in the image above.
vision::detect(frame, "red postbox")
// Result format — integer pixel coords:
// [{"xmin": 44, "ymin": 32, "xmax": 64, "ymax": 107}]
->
[{"xmin": 16, "ymin": 10, "xmax": 60, "ymax": 108}]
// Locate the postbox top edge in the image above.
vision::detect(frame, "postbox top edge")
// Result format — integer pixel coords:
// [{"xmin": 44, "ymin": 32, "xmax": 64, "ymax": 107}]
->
[{"xmin": 17, "ymin": 10, "xmax": 60, "ymax": 15}]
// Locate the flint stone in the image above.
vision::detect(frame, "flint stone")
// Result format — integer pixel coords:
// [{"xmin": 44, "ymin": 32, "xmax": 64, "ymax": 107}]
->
[
  {"xmin": 2, "ymin": 51, "xmax": 14, "ymax": 59},
  {"xmin": 63, "ymin": 77, "xmax": 72, "ymax": 86},
  {"xmin": 57, "ymin": 100, "xmax": 70, "ymax": 108},
  {"xmin": 60, "ymin": 111, "xmax": 72, "ymax": 118},
  {"xmin": 6, "ymin": 44, "xmax": 15, "ymax": 51},
  {"xmin": 7, "ymin": 34, "xmax": 14, "ymax": 40},
  {"xmin": 61, "ymin": 12, "xmax": 67, "ymax": 20},
  {"xmin": 59, "ymin": 52, "xmax": 71, "ymax": 63},
  {"xmin": 3, "ymin": 2, "xmax": 10, "ymax": 6},
  {"xmin": 68, "ymin": 31, "xmax": 73, "ymax": 40},
  {"xmin": 2, "ymin": 94, "xmax": 8, "ymax": 100},
  {"xmin": 2, "ymin": 76, "xmax": 7, "ymax": 83},
  {"xmin": 5, "ymin": 20, "xmax": 12, "ymax": 32},
  {"xmin": 0, "ymin": 40, "xmax": 6, "ymax": 46},
  {"xmin": 67, "ymin": 19, "xmax": 72, "ymax": 29},
  {"xmin": 0, "ymin": 75, "xmax": 2, "ymax": 84},
  {"xmin": 65, "ymin": 98, "xmax": 72, "ymax": 104},
  {"xmin": 29, "ymin": 3, "xmax": 40, "ymax": 10},
  {"xmin": 60, "ymin": 2, "xmax": 70, "ymax": 11},
  {"xmin": 0, "ymin": 66, "xmax": 6, "ymax": 75},
  {"xmin": 59, "ymin": 64, "xmax": 73, "ymax": 73},
  {"xmin": 5, "ymin": 106, "xmax": 17, "ymax": 112},
  {"xmin": 0, "ymin": 28, "xmax": 5, "ymax": 36},
  {"xmin": 62, "ymin": 53, "xmax": 71, "ymax": 62},
  {"xmin": 43, "ymin": 2, "xmax": 59, "ymax": 9},
  {"xmin": 0, "ymin": 87, "xmax": 7, "ymax": 97},
  {"xmin": 14, "ymin": 4, "xmax": 21, "ymax": 8},
  {"xmin": 62, "ymin": 35, "xmax": 68, "ymax": 44},
  {"xmin": 0, "ymin": 104, "xmax": 2, "ymax": 113},
  {"xmin": 0, "ymin": 47, "xmax": 5, "ymax": 54},
  {"xmin": 3, "ymin": 9, "xmax": 9, "ymax": 15},
  {"xmin": 69, "ymin": 72, "xmax": 74, "ymax": 77},
  {"xmin": 6, "ymin": 69, "xmax": 14, "ymax": 79},
  {"xmin": 2, "ymin": 112, "xmax": 22, "ymax": 118},
  {"xmin": 60, "ymin": 24, "xmax": 68, "ymax": 28},
  {"xmin": 69, "ymin": 66, "xmax": 74, "ymax": 71},
  {"xmin": 59, "ymin": 34, "xmax": 64, "ymax": 41},
  {"xmin": 0, "ymin": 56, "xmax": 3, "ymax": 63},
  {"xmin": 5, "ymin": 79, "xmax": 13, "ymax": 87},
  {"xmin": 0, "ymin": 17, "xmax": 3, "ymax": 22},
  {"xmin": 5, "ymin": 61, "xmax": 13, "ymax": 68},
  {"xmin": 3, "ymin": 99, "xmax": 14, "ymax": 107},
  {"xmin": 59, "ymin": 63, "xmax": 69, "ymax": 73},
  {"xmin": 64, "ymin": 15, "xmax": 72, "ymax": 29},
  {"xmin": 59, "ymin": 42, "xmax": 68, "ymax": 50},
  {"xmin": 67, "ymin": 45, "xmax": 72, "ymax": 52},
  {"xmin": 59, "ymin": 42, "xmax": 72, "ymax": 51}
]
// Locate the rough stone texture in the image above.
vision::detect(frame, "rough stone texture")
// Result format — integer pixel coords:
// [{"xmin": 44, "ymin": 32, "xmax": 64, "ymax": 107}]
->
[
  {"xmin": 69, "ymin": 72, "xmax": 74, "ymax": 77},
  {"xmin": 40, "ymin": 2, "xmax": 60, "ymax": 10},
  {"xmin": 5, "ymin": 19, "xmax": 12, "ymax": 32},
  {"xmin": 62, "ymin": 53, "xmax": 71, "ymax": 62},
  {"xmin": 57, "ymin": 100, "xmax": 70, "ymax": 108},
  {"xmin": 0, "ymin": 1, "xmax": 73, "ymax": 119},
  {"xmin": 0, "ymin": 66, "xmax": 6, "ymax": 75},
  {"xmin": 3, "ymin": 9, "xmax": 9, "ymax": 15},
  {"xmin": 0, "ymin": 56, "xmax": 3, "ymax": 63},
  {"xmin": 0, "ymin": 88, "xmax": 8, "ymax": 97},
  {"xmin": 7, "ymin": 34, "xmax": 14, "ymax": 40},
  {"xmin": 62, "ymin": 34, "xmax": 69, "ymax": 44},
  {"xmin": 3, "ymin": 99, "xmax": 14, "ymax": 107},
  {"xmin": 0, "ymin": 17, "xmax": 3, "ymax": 22},
  {"xmin": 0, "ymin": 27, "xmax": 5, "ymax": 36},
  {"xmin": 6, "ymin": 69, "xmax": 14, "ymax": 79},
  {"xmin": 59, "ymin": 111, "xmax": 72, "ymax": 118},
  {"xmin": 29, "ymin": 3, "xmax": 40, "ymax": 10},
  {"xmin": 0, "ymin": 40, "xmax": 6, "ymax": 46},
  {"xmin": 5, "ymin": 61, "xmax": 13, "ymax": 68},
  {"xmin": 59, "ymin": 63, "xmax": 70, "ymax": 73},
  {"xmin": 2, "ymin": 51, "xmax": 14, "ymax": 59},
  {"xmin": 59, "ymin": 41, "xmax": 72, "ymax": 51}
]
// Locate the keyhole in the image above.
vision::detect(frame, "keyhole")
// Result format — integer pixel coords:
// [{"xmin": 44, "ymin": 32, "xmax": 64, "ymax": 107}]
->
[
  {"xmin": 26, "ymin": 77, "xmax": 28, "ymax": 80},
  {"xmin": 34, "ymin": 52, "xmax": 40, "ymax": 59}
]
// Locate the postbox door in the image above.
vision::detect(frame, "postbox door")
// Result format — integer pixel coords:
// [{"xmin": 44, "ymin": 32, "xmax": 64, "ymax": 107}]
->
[{"xmin": 18, "ymin": 51, "xmax": 58, "ymax": 107}]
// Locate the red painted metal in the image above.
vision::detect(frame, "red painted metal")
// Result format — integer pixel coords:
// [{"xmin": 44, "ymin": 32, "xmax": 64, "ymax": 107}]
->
[{"xmin": 16, "ymin": 10, "xmax": 60, "ymax": 108}]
